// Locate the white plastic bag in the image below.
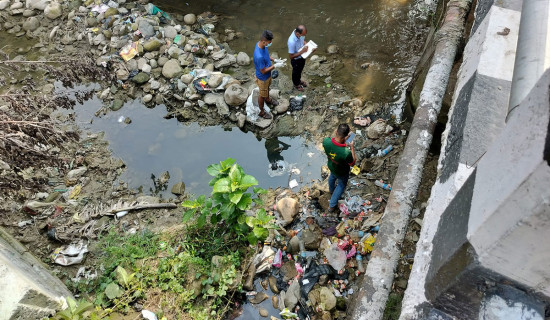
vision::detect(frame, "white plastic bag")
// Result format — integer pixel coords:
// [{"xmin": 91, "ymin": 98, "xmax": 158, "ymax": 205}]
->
[{"xmin": 246, "ymin": 87, "xmax": 270, "ymax": 122}]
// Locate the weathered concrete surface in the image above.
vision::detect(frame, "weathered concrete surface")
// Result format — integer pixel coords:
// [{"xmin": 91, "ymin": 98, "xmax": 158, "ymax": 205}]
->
[{"xmin": 0, "ymin": 227, "xmax": 71, "ymax": 319}]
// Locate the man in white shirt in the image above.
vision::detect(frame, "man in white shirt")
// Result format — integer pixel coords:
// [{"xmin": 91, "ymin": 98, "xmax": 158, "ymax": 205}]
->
[{"xmin": 287, "ymin": 25, "xmax": 311, "ymax": 92}]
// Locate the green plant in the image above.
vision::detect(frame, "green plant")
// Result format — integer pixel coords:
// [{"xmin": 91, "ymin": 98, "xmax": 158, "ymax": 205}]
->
[
  {"xmin": 182, "ymin": 158, "xmax": 272, "ymax": 244},
  {"xmin": 245, "ymin": 208, "xmax": 278, "ymax": 245},
  {"xmin": 50, "ymin": 297, "xmax": 95, "ymax": 320}
]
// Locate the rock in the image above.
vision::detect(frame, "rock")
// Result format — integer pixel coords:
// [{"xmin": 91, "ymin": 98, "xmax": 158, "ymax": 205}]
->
[
  {"xmin": 162, "ymin": 59, "xmax": 183, "ymax": 79},
  {"xmin": 236, "ymin": 52, "xmax": 250, "ymax": 66},
  {"xmin": 367, "ymin": 119, "xmax": 389, "ymax": 139},
  {"xmin": 44, "ymin": 1, "xmax": 61, "ymax": 20},
  {"xmin": 164, "ymin": 25, "xmax": 177, "ymax": 38},
  {"xmin": 214, "ymin": 54, "xmax": 236, "ymax": 69},
  {"xmin": 111, "ymin": 99, "xmax": 124, "ymax": 111},
  {"xmin": 23, "ymin": 9, "xmax": 34, "ymax": 16},
  {"xmin": 104, "ymin": 7, "xmax": 118, "ymax": 18},
  {"xmin": 274, "ymin": 99, "xmax": 289, "ymax": 114},
  {"xmin": 116, "ymin": 68, "xmax": 129, "ymax": 81},
  {"xmin": 127, "ymin": 59, "xmax": 138, "ymax": 71},
  {"xmin": 0, "ymin": 0, "xmax": 9, "ymax": 10},
  {"xmin": 268, "ymin": 276, "xmax": 279, "ymax": 293},
  {"xmin": 281, "ymin": 260, "xmax": 298, "ymax": 282},
  {"xmin": 211, "ymin": 49, "xmax": 226, "ymax": 61},
  {"xmin": 10, "ymin": 2, "xmax": 23, "ymax": 9},
  {"xmin": 272, "ymin": 295, "xmax": 279, "ymax": 309},
  {"xmin": 259, "ymin": 309, "xmax": 268, "ymax": 317},
  {"xmin": 143, "ymin": 39, "xmax": 162, "ymax": 52},
  {"xmin": 131, "ymin": 72, "xmax": 150, "ymax": 84},
  {"xmin": 22, "ymin": 17, "xmax": 39, "ymax": 31},
  {"xmin": 207, "ymin": 74, "xmax": 223, "ymax": 88},
  {"xmin": 42, "ymin": 83, "xmax": 54, "ymax": 94},
  {"xmin": 319, "ymin": 287, "xmax": 336, "ymax": 311},
  {"xmin": 158, "ymin": 56, "xmax": 169, "ymax": 67},
  {"xmin": 249, "ymin": 292, "xmax": 268, "ymax": 304},
  {"xmin": 25, "ymin": 0, "xmax": 48, "ymax": 10},
  {"xmin": 326, "ymin": 44, "xmax": 339, "ymax": 54},
  {"xmin": 138, "ymin": 20, "xmax": 155, "ymax": 38},
  {"xmin": 224, "ymin": 84, "xmax": 247, "ymax": 106},
  {"xmin": 171, "ymin": 182, "xmax": 185, "ymax": 195},
  {"xmin": 183, "ymin": 13, "xmax": 196, "ymax": 25},
  {"xmin": 150, "ymin": 80, "xmax": 160, "ymax": 90},
  {"xmin": 243, "ymin": 263, "xmax": 256, "ymax": 291},
  {"xmin": 302, "ymin": 224, "xmax": 322, "ymax": 250},
  {"xmin": 137, "ymin": 58, "xmax": 147, "ymax": 70},
  {"xmin": 277, "ymin": 197, "xmax": 299, "ymax": 225},
  {"xmin": 142, "ymin": 94, "xmax": 153, "ymax": 103},
  {"xmin": 141, "ymin": 63, "xmax": 151, "ymax": 73},
  {"xmin": 85, "ymin": 17, "xmax": 98, "ymax": 27},
  {"xmin": 396, "ymin": 279, "xmax": 408, "ymax": 289},
  {"xmin": 237, "ymin": 113, "xmax": 246, "ymax": 128},
  {"xmin": 203, "ymin": 93, "xmax": 220, "ymax": 105},
  {"xmin": 180, "ymin": 74, "xmax": 193, "ymax": 85},
  {"xmin": 283, "ymin": 280, "xmax": 300, "ymax": 310}
]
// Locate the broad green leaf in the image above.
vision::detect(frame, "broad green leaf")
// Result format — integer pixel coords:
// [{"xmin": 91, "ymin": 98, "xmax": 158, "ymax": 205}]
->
[
  {"xmin": 237, "ymin": 194, "xmax": 252, "ymax": 210},
  {"xmin": 73, "ymin": 300, "xmax": 94, "ymax": 315},
  {"xmin": 245, "ymin": 216, "xmax": 255, "ymax": 228},
  {"xmin": 208, "ymin": 177, "xmax": 218, "ymax": 186},
  {"xmin": 104, "ymin": 283, "xmax": 123, "ymax": 300},
  {"xmin": 229, "ymin": 191, "xmax": 243, "ymax": 204},
  {"xmin": 197, "ymin": 195, "xmax": 205, "ymax": 205},
  {"xmin": 239, "ymin": 174, "xmax": 258, "ymax": 189},
  {"xmin": 253, "ymin": 187, "xmax": 268, "ymax": 194},
  {"xmin": 252, "ymin": 226, "xmax": 269, "ymax": 240},
  {"xmin": 252, "ymin": 198, "xmax": 265, "ymax": 206},
  {"xmin": 181, "ymin": 200, "xmax": 198, "ymax": 208},
  {"xmin": 220, "ymin": 202, "xmax": 235, "ymax": 219},
  {"xmin": 220, "ymin": 158, "xmax": 236, "ymax": 170},
  {"xmin": 213, "ymin": 177, "xmax": 231, "ymax": 193},
  {"xmin": 205, "ymin": 198, "xmax": 213, "ymax": 208},
  {"xmin": 67, "ymin": 297, "xmax": 77, "ymax": 312},
  {"xmin": 182, "ymin": 208, "xmax": 196, "ymax": 222},
  {"xmin": 197, "ymin": 213, "xmax": 207, "ymax": 228},
  {"xmin": 206, "ymin": 164, "xmax": 221, "ymax": 176},
  {"xmin": 229, "ymin": 164, "xmax": 242, "ymax": 183},
  {"xmin": 247, "ymin": 233, "xmax": 258, "ymax": 245},
  {"xmin": 212, "ymin": 193, "xmax": 225, "ymax": 205},
  {"xmin": 238, "ymin": 214, "xmax": 247, "ymax": 225},
  {"xmin": 115, "ymin": 266, "xmax": 129, "ymax": 287}
]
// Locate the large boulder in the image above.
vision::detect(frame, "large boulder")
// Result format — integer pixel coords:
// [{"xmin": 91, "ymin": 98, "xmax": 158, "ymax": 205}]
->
[
  {"xmin": 162, "ymin": 59, "xmax": 183, "ymax": 79},
  {"xmin": 138, "ymin": 20, "xmax": 155, "ymax": 38},
  {"xmin": 143, "ymin": 39, "xmax": 162, "ymax": 52},
  {"xmin": 236, "ymin": 52, "xmax": 250, "ymax": 66},
  {"xmin": 22, "ymin": 17, "xmax": 39, "ymax": 31},
  {"xmin": 0, "ymin": 0, "xmax": 9, "ymax": 10},
  {"xmin": 183, "ymin": 13, "xmax": 196, "ymax": 25},
  {"xmin": 44, "ymin": 1, "xmax": 62, "ymax": 19},
  {"xmin": 214, "ymin": 54, "xmax": 236, "ymax": 69},
  {"xmin": 276, "ymin": 197, "xmax": 299, "ymax": 225},
  {"xmin": 223, "ymin": 84, "xmax": 247, "ymax": 106},
  {"xmin": 25, "ymin": 0, "xmax": 48, "ymax": 10}
]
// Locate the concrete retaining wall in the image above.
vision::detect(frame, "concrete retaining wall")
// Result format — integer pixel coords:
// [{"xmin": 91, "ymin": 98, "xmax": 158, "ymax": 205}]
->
[
  {"xmin": 0, "ymin": 227, "xmax": 71, "ymax": 320},
  {"xmin": 399, "ymin": 0, "xmax": 550, "ymax": 318}
]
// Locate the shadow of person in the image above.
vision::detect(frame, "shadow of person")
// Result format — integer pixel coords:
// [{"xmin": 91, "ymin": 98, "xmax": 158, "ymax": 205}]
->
[{"xmin": 265, "ymin": 137, "xmax": 290, "ymax": 169}]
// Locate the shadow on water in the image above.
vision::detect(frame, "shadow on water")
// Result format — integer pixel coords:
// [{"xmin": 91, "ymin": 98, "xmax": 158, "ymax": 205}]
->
[{"xmin": 70, "ymin": 84, "xmax": 326, "ymax": 197}]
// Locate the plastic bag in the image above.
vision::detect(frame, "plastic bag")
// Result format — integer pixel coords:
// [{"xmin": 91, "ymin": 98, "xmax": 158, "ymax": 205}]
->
[
  {"xmin": 246, "ymin": 87, "xmax": 270, "ymax": 122},
  {"xmin": 267, "ymin": 160, "xmax": 288, "ymax": 177},
  {"xmin": 367, "ymin": 119, "xmax": 388, "ymax": 139},
  {"xmin": 119, "ymin": 42, "xmax": 138, "ymax": 61},
  {"xmin": 273, "ymin": 249, "xmax": 283, "ymax": 268},
  {"xmin": 324, "ymin": 243, "xmax": 347, "ymax": 271},
  {"xmin": 51, "ymin": 240, "xmax": 88, "ymax": 266},
  {"xmin": 253, "ymin": 245, "xmax": 275, "ymax": 273}
]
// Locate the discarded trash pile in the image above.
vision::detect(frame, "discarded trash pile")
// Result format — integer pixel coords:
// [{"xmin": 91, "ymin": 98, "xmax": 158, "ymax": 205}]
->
[{"xmin": 238, "ymin": 124, "xmax": 406, "ymax": 319}]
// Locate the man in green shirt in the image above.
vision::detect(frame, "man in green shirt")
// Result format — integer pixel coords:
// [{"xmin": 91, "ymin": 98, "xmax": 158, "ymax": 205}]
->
[{"xmin": 322, "ymin": 124, "xmax": 357, "ymax": 213}]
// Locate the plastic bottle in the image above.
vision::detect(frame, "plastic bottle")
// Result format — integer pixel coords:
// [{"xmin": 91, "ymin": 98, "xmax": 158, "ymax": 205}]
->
[
  {"xmin": 375, "ymin": 180, "xmax": 391, "ymax": 191},
  {"xmin": 377, "ymin": 145, "xmax": 393, "ymax": 157},
  {"xmin": 356, "ymin": 254, "xmax": 365, "ymax": 273},
  {"xmin": 299, "ymin": 239, "xmax": 306, "ymax": 259},
  {"xmin": 350, "ymin": 230, "xmax": 364, "ymax": 242}
]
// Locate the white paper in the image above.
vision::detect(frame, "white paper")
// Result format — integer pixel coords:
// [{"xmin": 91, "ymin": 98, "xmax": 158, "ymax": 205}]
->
[
  {"xmin": 299, "ymin": 40, "xmax": 318, "ymax": 59},
  {"xmin": 289, "ymin": 179, "xmax": 299, "ymax": 188}
]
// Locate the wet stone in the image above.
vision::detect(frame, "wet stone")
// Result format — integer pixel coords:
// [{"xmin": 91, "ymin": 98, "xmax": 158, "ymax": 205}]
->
[
  {"xmin": 170, "ymin": 182, "xmax": 185, "ymax": 195},
  {"xmin": 111, "ymin": 99, "xmax": 123, "ymax": 111},
  {"xmin": 259, "ymin": 308, "xmax": 268, "ymax": 317},
  {"xmin": 132, "ymin": 72, "xmax": 149, "ymax": 84}
]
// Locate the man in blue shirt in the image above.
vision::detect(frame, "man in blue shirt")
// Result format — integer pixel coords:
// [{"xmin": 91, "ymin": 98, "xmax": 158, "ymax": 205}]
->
[
  {"xmin": 287, "ymin": 25, "xmax": 311, "ymax": 92},
  {"xmin": 253, "ymin": 30, "xmax": 280, "ymax": 120}
]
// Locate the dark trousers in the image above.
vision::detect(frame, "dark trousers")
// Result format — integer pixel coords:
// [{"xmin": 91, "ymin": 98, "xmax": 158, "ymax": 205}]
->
[{"xmin": 291, "ymin": 57, "xmax": 306, "ymax": 86}]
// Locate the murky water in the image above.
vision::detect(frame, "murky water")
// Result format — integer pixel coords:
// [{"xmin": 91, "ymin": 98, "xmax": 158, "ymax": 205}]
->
[
  {"xmin": 72, "ymin": 84, "xmax": 326, "ymax": 196},
  {"xmin": 157, "ymin": 0, "xmax": 431, "ymax": 118}
]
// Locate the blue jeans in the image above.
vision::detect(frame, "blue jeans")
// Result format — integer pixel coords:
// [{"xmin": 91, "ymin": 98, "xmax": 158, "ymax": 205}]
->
[{"xmin": 328, "ymin": 173, "xmax": 349, "ymax": 209}]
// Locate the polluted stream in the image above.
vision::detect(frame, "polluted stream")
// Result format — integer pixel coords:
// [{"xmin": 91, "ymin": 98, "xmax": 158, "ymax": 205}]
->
[{"xmin": 71, "ymin": 84, "xmax": 326, "ymax": 196}]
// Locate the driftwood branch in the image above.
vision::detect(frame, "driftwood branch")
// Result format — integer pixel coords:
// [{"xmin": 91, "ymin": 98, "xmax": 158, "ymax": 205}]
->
[{"xmin": 107, "ymin": 203, "xmax": 178, "ymax": 214}]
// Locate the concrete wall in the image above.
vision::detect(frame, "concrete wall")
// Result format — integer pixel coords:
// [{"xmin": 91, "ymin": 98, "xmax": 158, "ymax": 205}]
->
[
  {"xmin": 0, "ymin": 228, "xmax": 71, "ymax": 320},
  {"xmin": 400, "ymin": 0, "xmax": 550, "ymax": 318}
]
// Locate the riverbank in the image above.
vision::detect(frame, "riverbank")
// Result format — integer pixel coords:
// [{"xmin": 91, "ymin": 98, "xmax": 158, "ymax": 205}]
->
[{"xmin": 0, "ymin": 0, "xmax": 430, "ymax": 319}]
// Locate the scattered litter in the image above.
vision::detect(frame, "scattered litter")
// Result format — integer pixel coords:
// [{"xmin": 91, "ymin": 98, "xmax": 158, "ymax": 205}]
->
[
  {"xmin": 117, "ymin": 116, "xmax": 125, "ymax": 123},
  {"xmin": 51, "ymin": 240, "xmax": 88, "ymax": 266},
  {"xmin": 374, "ymin": 180, "xmax": 391, "ymax": 191},
  {"xmin": 119, "ymin": 42, "xmax": 138, "ymax": 61},
  {"xmin": 324, "ymin": 244, "xmax": 347, "ymax": 271},
  {"xmin": 307, "ymin": 152, "xmax": 315, "ymax": 158},
  {"xmin": 116, "ymin": 210, "xmax": 129, "ymax": 218},
  {"xmin": 289, "ymin": 179, "xmax": 299, "ymax": 189},
  {"xmin": 141, "ymin": 310, "xmax": 158, "ymax": 320},
  {"xmin": 17, "ymin": 220, "xmax": 33, "ymax": 227}
]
